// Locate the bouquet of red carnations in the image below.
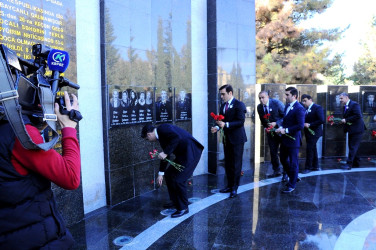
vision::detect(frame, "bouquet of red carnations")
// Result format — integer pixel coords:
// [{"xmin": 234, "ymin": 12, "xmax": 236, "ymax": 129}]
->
[
  {"xmin": 327, "ymin": 115, "xmax": 352, "ymax": 125},
  {"xmin": 265, "ymin": 125, "xmax": 295, "ymax": 140},
  {"xmin": 263, "ymin": 113, "xmax": 295, "ymax": 140},
  {"xmin": 210, "ymin": 112, "xmax": 225, "ymax": 143},
  {"xmin": 210, "ymin": 112, "xmax": 225, "ymax": 123},
  {"xmin": 149, "ymin": 149, "xmax": 184, "ymax": 172}
]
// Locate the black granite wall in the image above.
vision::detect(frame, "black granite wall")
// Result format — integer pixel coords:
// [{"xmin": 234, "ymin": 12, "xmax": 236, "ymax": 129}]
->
[
  {"xmin": 207, "ymin": 0, "xmax": 256, "ymax": 174},
  {"xmin": 359, "ymin": 86, "xmax": 376, "ymax": 156},
  {"xmin": 101, "ymin": 0, "xmax": 193, "ymax": 206},
  {"xmin": 323, "ymin": 86, "xmax": 349, "ymax": 157}
]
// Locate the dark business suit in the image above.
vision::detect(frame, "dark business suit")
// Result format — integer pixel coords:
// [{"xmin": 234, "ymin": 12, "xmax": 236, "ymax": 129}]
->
[
  {"xmin": 280, "ymin": 101, "xmax": 305, "ymax": 189},
  {"xmin": 219, "ymin": 98, "xmax": 247, "ymax": 191},
  {"xmin": 304, "ymin": 103, "xmax": 324, "ymax": 170},
  {"xmin": 157, "ymin": 124, "xmax": 204, "ymax": 210},
  {"xmin": 257, "ymin": 98, "xmax": 284, "ymax": 173},
  {"xmin": 343, "ymin": 100, "xmax": 366, "ymax": 167}
]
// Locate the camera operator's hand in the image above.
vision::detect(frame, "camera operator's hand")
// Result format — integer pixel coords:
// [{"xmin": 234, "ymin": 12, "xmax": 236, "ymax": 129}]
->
[{"xmin": 54, "ymin": 91, "xmax": 79, "ymax": 128}]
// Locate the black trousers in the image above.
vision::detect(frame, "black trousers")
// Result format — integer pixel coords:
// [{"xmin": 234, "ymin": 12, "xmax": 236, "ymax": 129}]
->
[
  {"xmin": 165, "ymin": 145, "xmax": 203, "ymax": 210},
  {"xmin": 280, "ymin": 146, "xmax": 300, "ymax": 188},
  {"xmin": 347, "ymin": 132, "xmax": 363, "ymax": 166},
  {"xmin": 305, "ymin": 135, "xmax": 320, "ymax": 169},
  {"xmin": 266, "ymin": 133, "xmax": 281, "ymax": 173},
  {"xmin": 224, "ymin": 142, "xmax": 245, "ymax": 190}
]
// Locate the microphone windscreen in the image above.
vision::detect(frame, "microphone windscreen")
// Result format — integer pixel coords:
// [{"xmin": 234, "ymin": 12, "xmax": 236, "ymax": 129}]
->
[{"xmin": 47, "ymin": 49, "xmax": 70, "ymax": 72}]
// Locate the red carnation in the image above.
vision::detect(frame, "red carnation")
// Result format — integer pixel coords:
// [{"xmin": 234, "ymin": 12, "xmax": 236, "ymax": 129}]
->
[
  {"xmin": 217, "ymin": 115, "xmax": 225, "ymax": 121},
  {"xmin": 371, "ymin": 130, "xmax": 376, "ymax": 138}
]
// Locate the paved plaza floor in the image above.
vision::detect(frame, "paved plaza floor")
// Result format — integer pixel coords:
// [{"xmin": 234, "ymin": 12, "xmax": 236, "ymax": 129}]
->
[{"xmin": 68, "ymin": 158, "xmax": 376, "ymax": 249}]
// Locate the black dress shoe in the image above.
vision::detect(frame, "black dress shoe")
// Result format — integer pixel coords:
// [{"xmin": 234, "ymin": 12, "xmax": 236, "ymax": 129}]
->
[
  {"xmin": 230, "ymin": 190, "xmax": 237, "ymax": 198},
  {"xmin": 171, "ymin": 208, "xmax": 189, "ymax": 218},
  {"xmin": 282, "ymin": 174, "xmax": 289, "ymax": 182},
  {"xmin": 163, "ymin": 202, "xmax": 175, "ymax": 209},
  {"xmin": 341, "ymin": 164, "xmax": 352, "ymax": 170},
  {"xmin": 219, "ymin": 187, "xmax": 232, "ymax": 193},
  {"xmin": 353, "ymin": 162, "xmax": 360, "ymax": 167},
  {"xmin": 281, "ymin": 187, "xmax": 295, "ymax": 193},
  {"xmin": 267, "ymin": 172, "xmax": 282, "ymax": 178},
  {"xmin": 302, "ymin": 169, "xmax": 311, "ymax": 174},
  {"xmin": 297, "ymin": 177, "xmax": 301, "ymax": 182}
]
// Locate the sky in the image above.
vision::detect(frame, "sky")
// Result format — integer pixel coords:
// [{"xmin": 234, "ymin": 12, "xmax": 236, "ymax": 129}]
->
[{"xmin": 300, "ymin": 0, "xmax": 376, "ymax": 75}]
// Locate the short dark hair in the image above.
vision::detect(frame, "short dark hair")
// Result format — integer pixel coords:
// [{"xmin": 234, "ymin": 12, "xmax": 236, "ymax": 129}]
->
[
  {"xmin": 219, "ymin": 84, "xmax": 233, "ymax": 94},
  {"xmin": 259, "ymin": 90, "xmax": 269, "ymax": 96},
  {"xmin": 286, "ymin": 87, "xmax": 298, "ymax": 98},
  {"xmin": 141, "ymin": 124, "xmax": 155, "ymax": 138},
  {"xmin": 301, "ymin": 94, "xmax": 312, "ymax": 100},
  {"xmin": 339, "ymin": 92, "xmax": 349, "ymax": 97}
]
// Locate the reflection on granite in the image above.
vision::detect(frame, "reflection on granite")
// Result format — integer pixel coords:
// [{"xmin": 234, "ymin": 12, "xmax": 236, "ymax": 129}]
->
[
  {"xmin": 207, "ymin": 48, "xmax": 217, "ymax": 74},
  {"xmin": 324, "ymin": 140, "xmax": 346, "ymax": 158},
  {"xmin": 68, "ymin": 160, "xmax": 376, "ymax": 249},
  {"xmin": 108, "ymin": 166, "xmax": 134, "ymax": 205},
  {"xmin": 134, "ymin": 161, "xmax": 157, "ymax": 196}
]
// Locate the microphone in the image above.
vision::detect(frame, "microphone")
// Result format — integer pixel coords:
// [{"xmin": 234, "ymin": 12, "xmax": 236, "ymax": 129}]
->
[
  {"xmin": 47, "ymin": 49, "xmax": 70, "ymax": 94},
  {"xmin": 47, "ymin": 49, "xmax": 70, "ymax": 73}
]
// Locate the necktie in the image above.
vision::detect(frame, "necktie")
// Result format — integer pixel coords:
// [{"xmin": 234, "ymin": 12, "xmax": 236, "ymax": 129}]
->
[
  {"xmin": 264, "ymin": 105, "xmax": 268, "ymax": 114},
  {"xmin": 225, "ymin": 102, "xmax": 229, "ymax": 113}
]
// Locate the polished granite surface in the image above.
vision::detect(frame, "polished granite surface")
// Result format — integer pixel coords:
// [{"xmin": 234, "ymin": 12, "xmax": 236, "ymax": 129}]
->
[{"xmin": 68, "ymin": 159, "xmax": 376, "ymax": 249}]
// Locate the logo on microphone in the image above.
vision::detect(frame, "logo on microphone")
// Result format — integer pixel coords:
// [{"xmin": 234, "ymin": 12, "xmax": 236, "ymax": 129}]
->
[
  {"xmin": 52, "ymin": 52, "xmax": 66, "ymax": 63},
  {"xmin": 47, "ymin": 49, "xmax": 69, "ymax": 72}
]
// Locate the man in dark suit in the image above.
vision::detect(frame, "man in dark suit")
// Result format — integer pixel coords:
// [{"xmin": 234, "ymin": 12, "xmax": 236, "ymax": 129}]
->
[
  {"xmin": 301, "ymin": 94, "xmax": 324, "ymax": 173},
  {"xmin": 141, "ymin": 124, "xmax": 204, "ymax": 218},
  {"xmin": 339, "ymin": 93, "xmax": 366, "ymax": 170},
  {"xmin": 211, "ymin": 84, "xmax": 247, "ymax": 198},
  {"xmin": 275, "ymin": 87, "xmax": 305, "ymax": 193},
  {"xmin": 257, "ymin": 91, "xmax": 285, "ymax": 178}
]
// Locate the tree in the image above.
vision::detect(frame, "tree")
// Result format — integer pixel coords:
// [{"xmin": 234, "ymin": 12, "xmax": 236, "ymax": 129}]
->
[
  {"xmin": 256, "ymin": 0, "xmax": 344, "ymax": 84},
  {"xmin": 350, "ymin": 16, "xmax": 376, "ymax": 85}
]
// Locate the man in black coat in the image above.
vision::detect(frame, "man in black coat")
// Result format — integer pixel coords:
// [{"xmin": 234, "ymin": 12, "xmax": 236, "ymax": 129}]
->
[
  {"xmin": 339, "ymin": 93, "xmax": 366, "ymax": 170},
  {"xmin": 257, "ymin": 91, "xmax": 285, "ymax": 178},
  {"xmin": 141, "ymin": 124, "xmax": 204, "ymax": 218},
  {"xmin": 211, "ymin": 84, "xmax": 247, "ymax": 198},
  {"xmin": 301, "ymin": 94, "xmax": 324, "ymax": 173}
]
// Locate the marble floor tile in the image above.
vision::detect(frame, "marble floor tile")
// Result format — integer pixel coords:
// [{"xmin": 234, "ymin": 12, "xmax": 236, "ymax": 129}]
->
[{"xmin": 67, "ymin": 160, "xmax": 376, "ymax": 249}]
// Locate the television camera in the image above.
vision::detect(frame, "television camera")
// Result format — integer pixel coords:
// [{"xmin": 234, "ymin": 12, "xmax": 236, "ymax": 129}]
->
[{"xmin": 0, "ymin": 43, "xmax": 82, "ymax": 150}]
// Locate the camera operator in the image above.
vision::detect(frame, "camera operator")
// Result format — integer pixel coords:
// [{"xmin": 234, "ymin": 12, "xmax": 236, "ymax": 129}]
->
[{"xmin": 0, "ymin": 91, "xmax": 81, "ymax": 249}]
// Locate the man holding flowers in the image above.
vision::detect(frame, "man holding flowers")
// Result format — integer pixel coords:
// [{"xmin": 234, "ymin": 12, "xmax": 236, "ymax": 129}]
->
[
  {"xmin": 275, "ymin": 87, "xmax": 305, "ymax": 193},
  {"xmin": 257, "ymin": 91, "xmax": 285, "ymax": 178},
  {"xmin": 141, "ymin": 124, "xmax": 204, "ymax": 218},
  {"xmin": 339, "ymin": 92, "xmax": 367, "ymax": 170},
  {"xmin": 301, "ymin": 94, "xmax": 324, "ymax": 173},
  {"xmin": 211, "ymin": 84, "xmax": 247, "ymax": 198}
]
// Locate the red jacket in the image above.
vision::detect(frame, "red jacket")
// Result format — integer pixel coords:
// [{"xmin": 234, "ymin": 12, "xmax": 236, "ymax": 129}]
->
[{"xmin": 11, "ymin": 125, "xmax": 81, "ymax": 190}]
